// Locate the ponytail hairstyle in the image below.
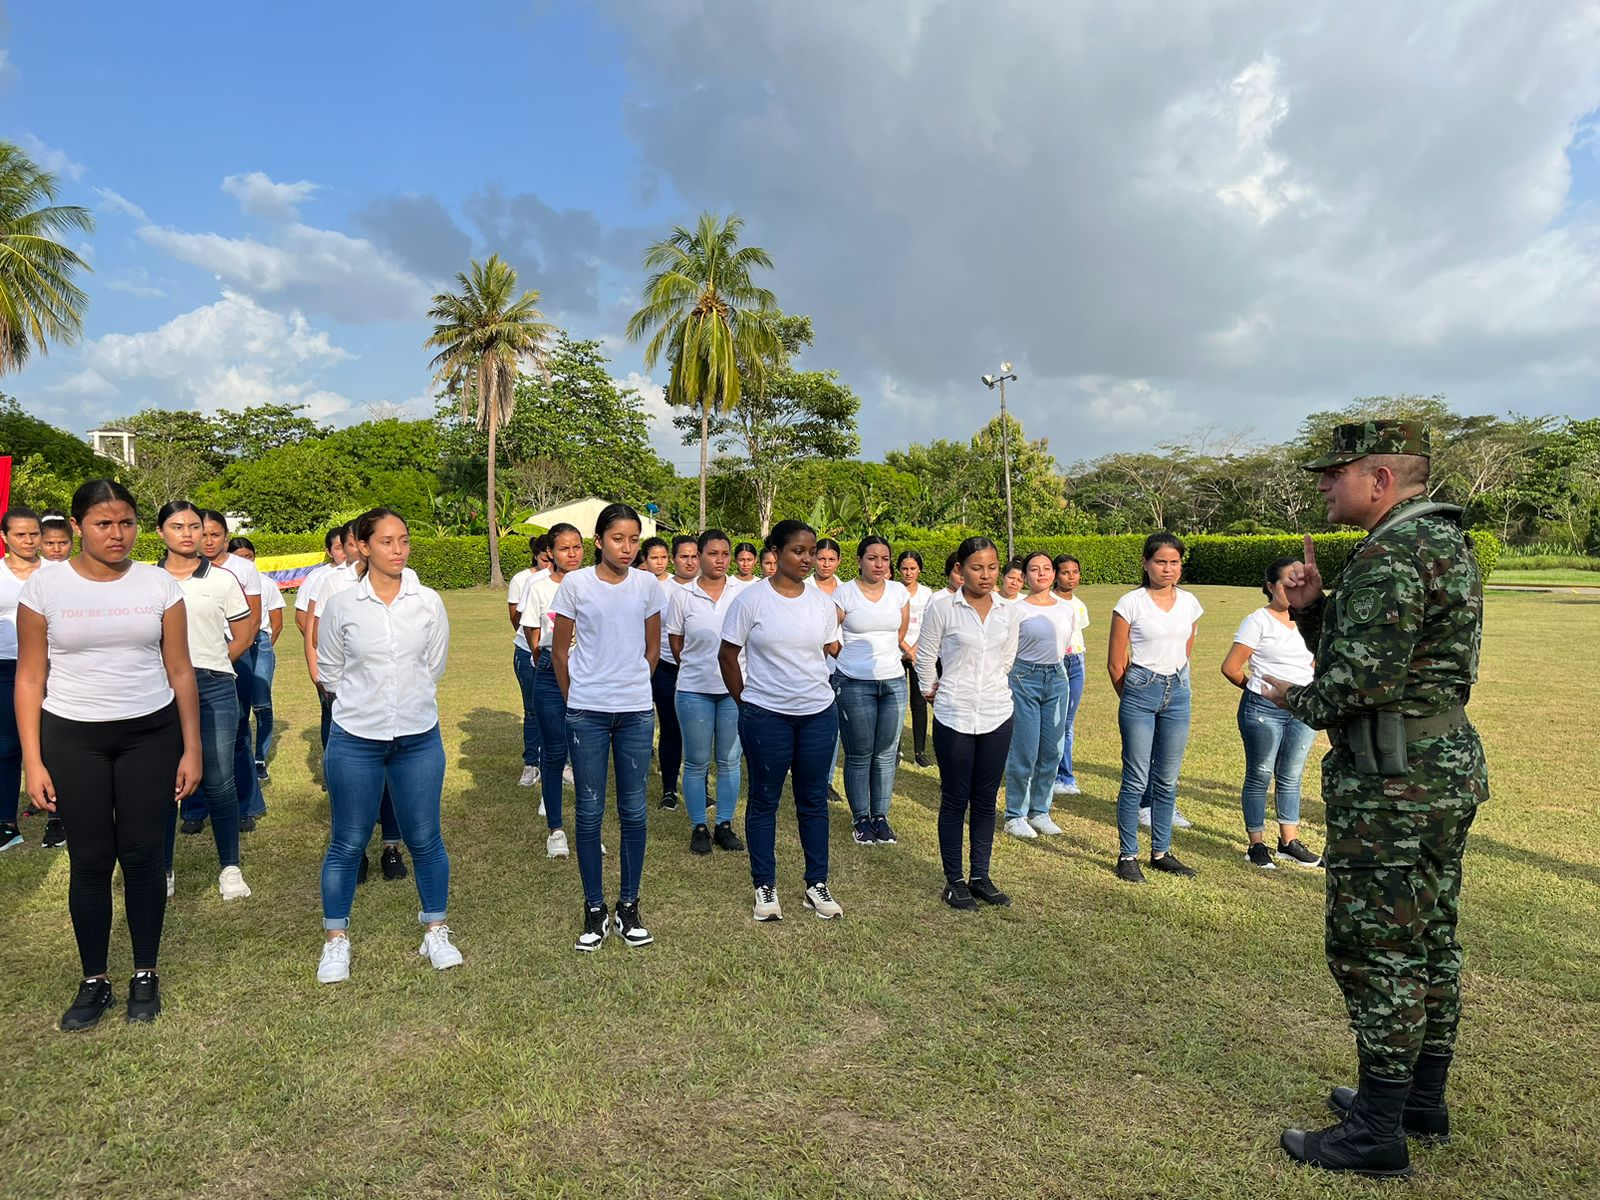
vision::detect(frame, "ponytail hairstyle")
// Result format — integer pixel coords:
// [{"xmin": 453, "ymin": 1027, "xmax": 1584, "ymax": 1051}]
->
[
  {"xmin": 546, "ymin": 522, "xmax": 584, "ymax": 570},
  {"xmin": 856, "ymin": 534, "xmax": 891, "ymax": 560},
  {"xmin": 596, "ymin": 503, "xmax": 643, "ymax": 540},
  {"xmin": 156, "ymin": 500, "xmax": 201, "ymax": 529},
  {"xmin": 1021, "ymin": 550, "xmax": 1054, "ymax": 575},
  {"xmin": 1263, "ymin": 556, "xmax": 1299, "ymax": 600},
  {"xmin": 765, "ymin": 519, "xmax": 815, "ymax": 555},
  {"xmin": 634, "ymin": 535, "xmax": 668, "ymax": 568},
  {"xmin": 733, "ymin": 540, "xmax": 758, "ymax": 560},
  {"xmin": 698, "ymin": 528, "xmax": 732, "ymax": 553},
  {"xmin": 943, "ymin": 550, "xmax": 961, "ymax": 576},
  {"xmin": 1140, "ymin": 531, "xmax": 1186, "ymax": 587},
  {"xmin": 1, "ymin": 505, "xmax": 41, "ymax": 535},
  {"xmin": 671, "ymin": 534, "xmax": 699, "ymax": 555},
  {"xmin": 70, "ymin": 479, "xmax": 139, "ymax": 523},
  {"xmin": 815, "ymin": 537, "xmax": 842, "ymax": 559},
  {"xmin": 356, "ymin": 506, "xmax": 408, "ymax": 544},
  {"xmin": 198, "ymin": 508, "xmax": 229, "ymax": 531},
  {"xmin": 953, "ymin": 536, "xmax": 998, "ymax": 567},
  {"xmin": 895, "ymin": 548, "xmax": 924, "ymax": 571},
  {"xmin": 227, "ymin": 536, "xmax": 256, "ymax": 555}
]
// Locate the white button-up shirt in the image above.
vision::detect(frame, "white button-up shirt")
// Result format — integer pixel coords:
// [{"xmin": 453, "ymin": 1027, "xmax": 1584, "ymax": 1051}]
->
[
  {"xmin": 317, "ymin": 571, "xmax": 450, "ymax": 740},
  {"xmin": 666, "ymin": 576, "xmax": 747, "ymax": 694},
  {"xmin": 914, "ymin": 588, "xmax": 1020, "ymax": 735}
]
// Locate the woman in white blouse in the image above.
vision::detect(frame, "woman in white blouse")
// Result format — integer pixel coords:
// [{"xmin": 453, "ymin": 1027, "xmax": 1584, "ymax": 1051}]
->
[
  {"xmin": 834, "ymin": 536, "xmax": 911, "ymax": 846},
  {"xmin": 1221, "ymin": 557, "xmax": 1324, "ymax": 870},
  {"xmin": 315, "ymin": 508, "xmax": 458, "ymax": 984},
  {"xmin": 915, "ymin": 536, "xmax": 1020, "ymax": 911},
  {"xmin": 1002, "ymin": 552, "xmax": 1080, "ymax": 841},
  {"xmin": 896, "ymin": 550, "xmax": 933, "ymax": 768},
  {"xmin": 1107, "ymin": 532, "xmax": 1203, "ymax": 884}
]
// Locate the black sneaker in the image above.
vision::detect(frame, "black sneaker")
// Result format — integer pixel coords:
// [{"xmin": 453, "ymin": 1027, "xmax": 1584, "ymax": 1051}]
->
[
  {"xmin": 852, "ymin": 816, "xmax": 875, "ymax": 845},
  {"xmin": 356, "ymin": 853, "xmax": 370, "ymax": 884},
  {"xmin": 659, "ymin": 791, "xmax": 679, "ymax": 811},
  {"xmin": 180, "ymin": 819, "xmax": 205, "ymax": 836},
  {"xmin": 614, "ymin": 901, "xmax": 654, "ymax": 947},
  {"xmin": 1277, "ymin": 838, "xmax": 1324, "ymax": 868},
  {"xmin": 1115, "ymin": 857, "xmax": 1146, "ymax": 884},
  {"xmin": 689, "ymin": 824, "xmax": 712, "ymax": 855},
  {"xmin": 255, "ymin": 760, "xmax": 269, "ymax": 783},
  {"xmin": 1246, "ymin": 842, "xmax": 1277, "ymax": 870},
  {"xmin": 1149, "ymin": 853, "xmax": 1197, "ymax": 878},
  {"xmin": 126, "ymin": 972, "xmax": 161, "ymax": 1024},
  {"xmin": 968, "ymin": 876, "xmax": 1011, "ymax": 906},
  {"xmin": 713, "ymin": 821, "xmax": 745, "ymax": 852},
  {"xmin": 873, "ymin": 816, "xmax": 898, "ymax": 845},
  {"xmin": 239, "ymin": 814, "xmax": 257, "ymax": 833},
  {"xmin": 574, "ymin": 903, "xmax": 609, "ymax": 953},
  {"xmin": 0, "ymin": 823, "xmax": 22, "ymax": 852},
  {"xmin": 914, "ymin": 751, "xmax": 931, "ymax": 768},
  {"xmin": 380, "ymin": 845, "xmax": 407, "ymax": 880},
  {"xmin": 60, "ymin": 978, "xmax": 115, "ymax": 1031},
  {"xmin": 942, "ymin": 880, "xmax": 978, "ymax": 911},
  {"xmin": 42, "ymin": 818, "xmax": 66, "ymax": 848}
]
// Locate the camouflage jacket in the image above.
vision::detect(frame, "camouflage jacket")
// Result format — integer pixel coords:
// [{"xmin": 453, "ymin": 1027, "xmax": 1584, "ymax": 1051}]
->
[{"xmin": 1285, "ymin": 497, "xmax": 1482, "ymax": 731}]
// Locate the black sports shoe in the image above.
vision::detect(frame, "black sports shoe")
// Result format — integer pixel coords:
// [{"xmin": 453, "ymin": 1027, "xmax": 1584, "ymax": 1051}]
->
[
  {"xmin": 942, "ymin": 880, "xmax": 978, "ymax": 911},
  {"xmin": 914, "ymin": 751, "xmax": 931, "ymax": 768},
  {"xmin": 255, "ymin": 760, "xmax": 269, "ymax": 783},
  {"xmin": 852, "ymin": 816, "xmax": 875, "ymax": 845},
  {"xmin": 1149, "ymin": 853, "xmax": 1197, "ymax": 878},
  {"xmin": 1277, "ymin": 838, "xmax": 1324, "ymax": 868},
  {"xmin": 60, "ymin": 978, "xmax": 115, "ymax": 1031},
  {"xmin": 380, "ymin": 845, "xmax": 407, "ymax": 880},
  {"xmin": 689, "ymin": 824, "xmax": 712, "ymax": 855},
  {"xmin": 872, "ymin": 816, "xmax": 897, "ymax": 845},
  {"xmin": 968, "ymin": 876, "xmax": 1011, "ymax": 906},
  {"xmin": 614, "ymin": 901, "xmax": 654, "ymax": 947},
  {"xmin": 0, "ymin": 823, "xmax": 22, "ymax": 852},
  {"xmin": 574, "ymin": 903, "xmax": 609, "ymax": 952},
  {"xmin": 180, "ymin": 818, "xmax": 204, "ymax": 836},
  {"xmin": 239, "ymin": 814, "xmax": 256, "ymax": 833},
  {"xmin": 126, "ymin": 972, "xmax": 161, "ymax": 1024},
  {"xmin": 42, "ymin": 818, "xmax": 66, "ymax": 848},
  {"xmin": 659, "ymin": 791, "xmax": 679, "ymax": 811},
  {"xmin": 713, "ymin": 821, "xmax": 745, "ymax": 852},
  {"xmin": 1246, "ymin": 842, "xmax": 1277, "ymax": 870},
  {"xmin": 1115, "ymin": 857, "xmax": 1146, "ymax": 884},
  {"xmin": 356, "ymin": 853, "xmax": 370, "ymax": 884}
]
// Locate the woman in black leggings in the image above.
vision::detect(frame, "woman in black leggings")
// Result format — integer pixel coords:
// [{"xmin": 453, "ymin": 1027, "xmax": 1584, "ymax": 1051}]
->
[
  {"xmin": 16, "ymin": 480, "xmax": 202, "ymax": 1029},
  {"xmin": 897, "ymin": 549, "xmax": 933, "ymax": 767}
]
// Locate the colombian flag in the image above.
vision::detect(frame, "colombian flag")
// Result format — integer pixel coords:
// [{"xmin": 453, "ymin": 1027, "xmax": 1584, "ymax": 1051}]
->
[{"xmin": 256, "ymin": 551, "xmax": 327, "ymax": 590}]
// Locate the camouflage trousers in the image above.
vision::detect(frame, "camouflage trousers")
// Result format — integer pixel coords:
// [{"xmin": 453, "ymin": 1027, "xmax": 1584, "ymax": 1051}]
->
[{"xmin": 1323, "ymin": 802, "xmax": 1478, "ymax": 1081}]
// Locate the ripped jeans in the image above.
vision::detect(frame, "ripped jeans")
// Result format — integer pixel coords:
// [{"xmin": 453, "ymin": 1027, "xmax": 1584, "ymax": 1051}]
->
[{"xmin": 1237, "ymin": 689, "xmax": 1316, "ymax": 832}]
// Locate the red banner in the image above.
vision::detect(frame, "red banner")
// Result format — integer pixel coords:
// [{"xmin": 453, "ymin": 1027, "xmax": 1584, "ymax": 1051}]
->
[{"xmin": 0, "ymin": 455, "xmax": 10, "ymax": 558}]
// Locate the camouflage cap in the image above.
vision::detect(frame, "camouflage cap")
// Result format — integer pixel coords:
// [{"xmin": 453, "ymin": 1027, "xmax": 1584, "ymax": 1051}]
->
[{"xmin": 1302, "ymin": 420, "xmax": 1431, "ymax": 471}]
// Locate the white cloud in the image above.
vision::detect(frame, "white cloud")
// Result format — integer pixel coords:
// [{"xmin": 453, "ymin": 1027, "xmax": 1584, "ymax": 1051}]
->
[
  {"xmin": 93, "ymin": 187, "xmax": 148, "ymax": 222},
  {"xmin": 15, "ymin": 132, "xmax": 84, "ymax": 181},
  {"xmin": 617, "ymin": 370, "xmax": 685, "ymax": 462},
  {"xmin": 222, "ymin": 171, "xmax": 320, "ymax": 221},
  {"xmin": 104, "ymin": 269, "xmax": 166, "ymax": 300}
]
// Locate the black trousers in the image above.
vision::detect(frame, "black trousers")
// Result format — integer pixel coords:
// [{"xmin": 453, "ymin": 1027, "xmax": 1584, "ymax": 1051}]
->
[
  {"xmin": 652, "ymin": 660, "xmax": 683, "ymax": 795},
  {"xmin": 904, "ymin": 660, "xmax": 929, "ymax": 754},
  {"xmin": 932, "ymin": 716, "xmax": 1013, "ymax": 884},
  {"xmin": 43, "ymin": 703, "xmax": 182, "ymax": 976}
]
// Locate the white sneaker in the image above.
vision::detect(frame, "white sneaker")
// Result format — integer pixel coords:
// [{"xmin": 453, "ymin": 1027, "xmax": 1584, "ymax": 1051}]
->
[
  {"xmin": 1138, "ymin": 808, "xmax": 1152, "ymax": 827},
  {"xmin": 753, "ymin": 884, "xmax": 783, "ymax": 922},
  {"xmin": 419, "ymin": 925, "xmax": 464, "ymax": 970},
  {"xmin": 1027, "ymin": 813, "xmax": 1063, "ymax": 836},
  {"xmin": 803, "ymin": 881, "xmax": 842, "ymax": 920},
  {"xmin": 538, "ymin": 797, "xmax": 547, "ymax": 817},
  {"xmin": 166, "ymin": 870, "xmax": 175, "ymax": 898},
  {"xmin": 562, "ymin": 765, "xmax": 574, "ymax": 785},
  {"xmin": 546, "ymin": 829, "xmax": 569, "ymax": 858},
  {"xmin": 317, "ymin": 936, "xmax": 351, "ymax": 984},
  {"xmin": 518, "ymin": 765, "xmax": 540, "ymax": 788},
  {"xmin": 1054, "ymin": 781, "xmax": 1081, "ymax": 795},
  {"xmin": 1004, "ymin": 816, "xmax": 1039, "ymax": 840},
  {"xmin": 218, "ymin": 866, "xmax": 252, "ymax": 900},
  {"xmin": 1172, "ymin": 808, "xmax": 1193, "ymax": 829}
]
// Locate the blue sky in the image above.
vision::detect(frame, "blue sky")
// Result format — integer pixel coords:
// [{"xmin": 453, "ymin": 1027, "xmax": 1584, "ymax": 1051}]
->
[{"xmin": 5, "ymin": 2, "xmax": 1600, "ymax": 471}]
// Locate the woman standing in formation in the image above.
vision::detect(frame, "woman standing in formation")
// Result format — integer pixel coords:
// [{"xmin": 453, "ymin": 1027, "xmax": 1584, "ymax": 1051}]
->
[
  {"xmin": 315, "ymin": 509, "xmax": 459, "ymax": 984},
  {"xmin": 666, "ymin": 529, "xmax": 747, "ymax": 856},
  {"xmin": 17, "ymin": 481, "xmax": 201, "ymax": 1027},
  {"xmin": 40, "ymin": 517, "xmax": 73, "ymax": 562},
  {"xmin": 1221, "ymin": 558, "xmax": 1324, "ymax": 870},
  {"xmin": 733, "ymin": 542, "xmax": 760, "ymax": 584},
  {"xmin": 508, "ymin": 534, "xmax": 548, "ymax": 790},
  {"xmin": 1108, "ymin": 533, "xmax": 1203, "ymax": 883},
  {"xmin": 200, "ymin": 512, "xmax": 265, "ymax": 828},
  {"xmin": 1051, "ymin": 555, "xmax": 1089, "ymax": 797},
  {"xmin": 834, "ymin": 536, "xmax": 910, "ymax": 846},
  {"xmin": 896, "ymin": 550, "xmax": 933, "ymax": 769},
  {"xmin": 1002, "ymin": 552, "xmax": 1080, "ymax": 841},
  {"xmin": 719, "ymin": 521, "xmax": 844, "ymax": 922},
  {"xmin": 551, "ymin": 505, "xmax": 663, "ymax": 952},
  {"xmin": 808, "ymin": 538, "xmax": 844, "ymax": 801},
  {"xmin": 651, "ymin": 535, "xmax": 699, "ymax": 811},
  {"xmin": 520, "ymin": 523, "xmax": 584, "ymax": 857},
  {"xmin": 228, "ymin": 537, "xmax": 282, "ymax": 785},
  {"xmin": 159, "ymin": 504, "xmax": 255, "ymax": 901},
  {"xmin": 1, "ymin": 508, "xmax": 51, "ymax": 852},
  {"xmin": 759, "ymin": 547, "xmax": 778, "ymax": 578},
  {"xmin": 915, "ymin": 537, "xmax": 1019, "ymax": 911},
  {"xmin": 997, "ymin": 559, "xmax": 1026, "ymax": 604}
]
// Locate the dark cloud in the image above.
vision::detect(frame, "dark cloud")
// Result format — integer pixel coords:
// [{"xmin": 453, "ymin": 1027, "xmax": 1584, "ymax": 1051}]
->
[{"xmin": 352, "ymin": 194, "xmax": 474, "ymax": 283}]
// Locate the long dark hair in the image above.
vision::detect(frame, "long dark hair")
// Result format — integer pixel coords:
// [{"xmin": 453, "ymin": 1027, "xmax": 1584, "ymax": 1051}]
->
[
  {"xmin": 953, "ymin": 536, "xmax": 998, "ymax": 567},
  {"xmin": 199, "ymin": 508, "xmax": 229, "ymax": 531},
  {"xmin": 1263, "ymin": 555, "xmax": 1298, "ymax": 599},
  {"xmin": 70, "ymin": 479, "xmax": 138, "ymax": 523},
  {"xmin": 356, "ymin": 506, "xmax": 408, "ymax": 543},
  {"xmin": 634, "ymin": 535, "xmax": 668, "ymax": 567},
  {"xmin": 856, "ymin": 534, "xmax": 890, "ymax": 560},
  {"xmin": 228, "ymin": 536, "xmax": 257, "ymax": 555},
  {"xmin": 1141, "ymin": 531, "xmax": 1185, "ymax": 587},
  {"xmin": 156, "ymin": 500, "xmax": 201, "ymax": 528}
]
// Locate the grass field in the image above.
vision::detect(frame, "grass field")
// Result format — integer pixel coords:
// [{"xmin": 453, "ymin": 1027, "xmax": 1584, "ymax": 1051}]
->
[
  {"xmin": 1487, "ymin": 569, "xmax": 1600, "ymax": 587},
  {"xmin": 4, "ymin": 584, "xmax": 1598, "ymax": 1199}
]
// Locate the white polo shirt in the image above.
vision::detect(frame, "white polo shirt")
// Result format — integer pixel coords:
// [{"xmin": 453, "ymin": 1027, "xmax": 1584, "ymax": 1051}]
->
[
  {"xmin": 665, "ymin": 576, "xmax": 747, "ymax": 695},
  {"xmin": 173, "ymin": 560, "xmax": 251, "ymax": 674}
]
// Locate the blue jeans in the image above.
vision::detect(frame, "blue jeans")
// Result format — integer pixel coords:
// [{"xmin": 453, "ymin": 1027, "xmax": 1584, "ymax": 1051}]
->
[
  {"xmin": 676, "ymin": 690, "xmax": 741, "ymax": 826},
  {"xmin": 173, "ymin": 669, "xmax": 242, "ymax": 871},
  {"xmin": 1004, "ymin": 661, "xmax": 1067, "ymax": 820},
  {"xmin": 739, "ymin": 702, "xmax": 836, "ymax": 888},
  {"xmin": 1237, "ymin": 690, "xmax": 1316, "ymax": 832},
  {"xmin": 566, "ymin": 708, "xmax": 653, "ymax": 907},
  {"xmin": 1116, "ymin": 665, "xmax": 1192, "ymax": 857},
  {"xmin": 251, "ymin": 630, "xmax": 275, "ymax": 764},
  {"xmin": 512, "ymin": 646, "xmax": 542, "ymax": 767},
  {"xmin": 0, "ymin": 660, "xmax": 19, "ymax": 824},
  {"xmin": 534, "ymin": 649, "xmax": 566, "ymax": 829},
  {"xmin": 321, "ymin": 724, "xmax": 449, "ymax": 929},
  {"xmin": 234, "ymin": 642, "xmax": 264, "ymax": 817},
  {"xmin": 1055, "ymin": 651, "xmax": 1085, "ymax": 785},
  {"xmin": 836, "ymin": 674, "xmax": 906, "ymax": 819}
]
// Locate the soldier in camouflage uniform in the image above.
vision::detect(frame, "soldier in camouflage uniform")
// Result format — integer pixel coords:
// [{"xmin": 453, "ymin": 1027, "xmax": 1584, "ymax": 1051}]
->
[{"xmin": 1259, "ymin": 421, "xmax": 1488, "ymax": 1179}]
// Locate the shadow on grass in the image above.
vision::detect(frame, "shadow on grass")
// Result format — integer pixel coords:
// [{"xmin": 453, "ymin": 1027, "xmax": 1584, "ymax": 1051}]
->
[{"xmin": 1470, "ymin": 831, "xmax": 1600, "ymax": 890}]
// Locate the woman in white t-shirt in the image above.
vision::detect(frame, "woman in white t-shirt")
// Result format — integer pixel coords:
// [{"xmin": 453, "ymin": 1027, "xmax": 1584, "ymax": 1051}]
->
[
  {"xmin": 733, "ymin": 542, "xmax": 760, "ymax": 584},
  {"xmin": 228, "ymin": 537, "xmax": 283, "ymax": 786},
  {"xmin": 666, "ymin": 529, "xmax": 747, "ymax": 856},
  {"xmin": 161, "ymin": 504, "xmax": 255, "ymax": 901},
  {"xmin": 718, "ymin": 520, "xmax": 845, "ymax": 923},
  {"xmin": 519, "ymin": 523, "xmax": 584, "ymax": 859},
  {"xmin": 649, "ymin": 535, "xmax": 699, "ymax": 812},
  {"xmin": 1221, "ymin": 557, "xmax": 1324, "ymax": 871},
  {"xmin": 1107, "ymin": 532, "xmax": 1204, "ymax": 883},
  {"xmin": 896, "ymin": 550, "xmax": 933, "ymax": 769},
  {"xmin": 16, "ymin": 480, "xmax": 202, "ymax": 1030},
  {"xmin": 834, "ymin": 536, "xmax": 910, "ymax": 846},
  {"xmin": 1, "ymin": 506, "xmax": 51, "ymax": 852},
  {"xmin": 551, "ymin": 505, "xmax": 664, "ymax": 952},
  {"xmin": 1002, "ymin": 552, "xmax": 1080, "ymax": 841},
  {"xmin": 200, "ymin": 511, "xmax": 265, "ymax": 827},
  {"xmin": 507, "ymin": 533, "xmax": 549, "ymax": 790},
  {"xmin": 808, "ymin": 538, "xmax": 845, "ymax": 800},
  {"xmin": 997, "ymin": 559, "xmax": 1025, "ymax": 605},
  {"xmin": 1050, "ymin": 555, "xmax": 1091, "ymax": 796}
]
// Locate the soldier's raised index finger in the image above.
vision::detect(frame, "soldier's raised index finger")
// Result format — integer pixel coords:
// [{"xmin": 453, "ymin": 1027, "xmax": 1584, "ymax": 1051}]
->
[{"xmin": 1303, "ymin": 534, "xmax": 1317, "ymax": 566}]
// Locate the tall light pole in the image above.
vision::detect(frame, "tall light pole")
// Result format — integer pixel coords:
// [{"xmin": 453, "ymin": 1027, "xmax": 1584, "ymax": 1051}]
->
[{"xmin": 981, "ymin": 362, "xmax": 1019, "ymax": 561}]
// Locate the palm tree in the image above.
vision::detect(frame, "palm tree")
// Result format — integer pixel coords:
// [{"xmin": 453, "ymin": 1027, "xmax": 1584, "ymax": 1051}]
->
[
  {"xmin": 626, "ymin": 213, "xmax": 780, "ymax": 528},
  {"xmin": 0, "ymin": 141, "xmax": 94, "ymax": 373},
  {"xmin": 424, "ymin": 255, "xmax": 553, "ymax": 587}
]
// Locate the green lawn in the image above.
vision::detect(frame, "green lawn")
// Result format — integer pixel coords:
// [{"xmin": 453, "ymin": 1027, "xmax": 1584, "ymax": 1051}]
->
[
  {"xmin": 1488, "ymin": 569, "xmax": 1600, "ymax": 587},
  {"xmin": 4, "ymin": 585, "xmax": 1597, "ymax": 1199}
]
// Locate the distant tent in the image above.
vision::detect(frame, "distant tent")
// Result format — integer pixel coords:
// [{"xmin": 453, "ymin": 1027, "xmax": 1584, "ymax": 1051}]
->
[{"xmin": 525, "ymin": 497, "xmax": 657, "ymax": 539}]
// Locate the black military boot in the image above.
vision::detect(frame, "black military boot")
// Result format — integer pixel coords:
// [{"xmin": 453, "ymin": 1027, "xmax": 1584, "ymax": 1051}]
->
[
  {"xmin": 1329, "ymin": 1051, "xmax": 1452, "ymax": 1144},
  {"xmin": 1282, "ymin": 1073, "xmax": 1413, "ymax": 1179}
]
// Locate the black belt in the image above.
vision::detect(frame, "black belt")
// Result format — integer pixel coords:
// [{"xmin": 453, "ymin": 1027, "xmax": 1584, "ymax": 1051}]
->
[{"xmin": 1328, "ymin": 705, "xmax": 1468, "ymax": 747}]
